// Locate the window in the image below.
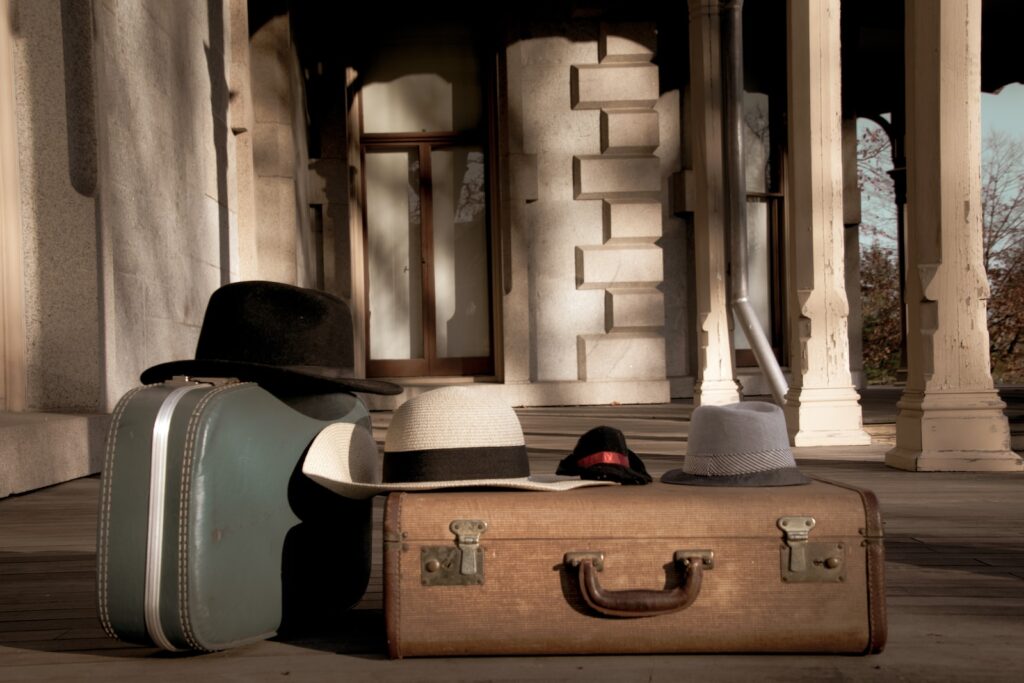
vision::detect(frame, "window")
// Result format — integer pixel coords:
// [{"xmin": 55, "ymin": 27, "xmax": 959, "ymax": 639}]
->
[
  {"xmin": 359, "ymin": 31, "xmax": 494, "ymax": 377},
  {"xmin": 734, "ymin": 91, "xmax": 786, "ymax": 367}
]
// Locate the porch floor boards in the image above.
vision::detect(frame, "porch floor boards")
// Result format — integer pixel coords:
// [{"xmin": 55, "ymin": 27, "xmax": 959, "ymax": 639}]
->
[{"xmin": 1, "ymin": 390, "xmax": 1022, "ymax": 681}]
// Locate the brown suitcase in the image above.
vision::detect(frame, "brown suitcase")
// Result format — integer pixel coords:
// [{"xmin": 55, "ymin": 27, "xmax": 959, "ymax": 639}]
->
[{"xmin": 383, "ymin": 479, "xmax": 885, "ymax": 657}]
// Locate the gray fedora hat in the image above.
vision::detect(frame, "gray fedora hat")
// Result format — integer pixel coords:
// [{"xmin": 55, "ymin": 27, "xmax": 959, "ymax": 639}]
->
[{"xmin": 662, "ymin": 402, "xmax": 810, "ymax": 487}]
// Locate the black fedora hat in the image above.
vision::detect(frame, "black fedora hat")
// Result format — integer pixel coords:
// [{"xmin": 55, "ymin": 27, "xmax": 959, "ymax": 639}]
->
[
  {"xmin": 556, "ymin": 426, "xmax": 652, "ymax": 485},
  {"xmin": 140, "ymin": 281, "xmax": 401, "ymax": 396}
]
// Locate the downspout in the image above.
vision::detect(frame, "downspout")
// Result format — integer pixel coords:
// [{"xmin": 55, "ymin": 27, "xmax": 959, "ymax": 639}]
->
[{"xmin": 721, "ymin": 0, "xmax": 789, "ymax": 406}]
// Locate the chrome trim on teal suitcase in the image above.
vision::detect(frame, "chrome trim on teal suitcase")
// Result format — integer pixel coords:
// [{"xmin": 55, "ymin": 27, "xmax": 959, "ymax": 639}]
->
[{"xmin": 145, "ymin": 384, "xmax": 204, "ymax": 652}]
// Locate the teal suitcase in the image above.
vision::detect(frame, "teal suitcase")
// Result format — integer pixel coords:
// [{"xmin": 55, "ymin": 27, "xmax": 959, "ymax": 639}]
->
[{"xmin": 96, "ymin": 379, "xmax": 373, "ymax": 651}]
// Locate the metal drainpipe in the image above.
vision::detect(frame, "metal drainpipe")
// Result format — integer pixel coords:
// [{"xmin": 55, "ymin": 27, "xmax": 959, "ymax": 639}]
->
[{"xmin": 721, "ymin": 0, "xmax": 789, "ymax": 406}]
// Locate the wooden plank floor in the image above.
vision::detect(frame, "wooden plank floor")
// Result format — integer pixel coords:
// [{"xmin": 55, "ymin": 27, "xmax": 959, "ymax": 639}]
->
[{"xmin": 1, "ymin": 392, "xmax": 1022, "ymax": 681}]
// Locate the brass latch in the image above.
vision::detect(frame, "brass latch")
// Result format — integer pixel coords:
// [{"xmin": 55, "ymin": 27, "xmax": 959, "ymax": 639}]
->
[
  {"xmin": 420, "ymin": 519, "xmax": 487, "ymax": 586},
  {"xmin": 777, "ymin": 516, "xmax": 846, "ymax": 583},
  {"xmin": 778, "ymin": 516, "xmax": 815, "ymax": 572},
  {"xmin": 450, "ymin": 520, "xmax": 486, "ymax": 576}
]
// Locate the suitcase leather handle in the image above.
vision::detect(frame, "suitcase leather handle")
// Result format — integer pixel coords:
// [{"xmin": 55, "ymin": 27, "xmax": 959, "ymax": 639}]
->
[{"xmin": 566, "ymin": 551, "xmax": 712, "ymax": 618}]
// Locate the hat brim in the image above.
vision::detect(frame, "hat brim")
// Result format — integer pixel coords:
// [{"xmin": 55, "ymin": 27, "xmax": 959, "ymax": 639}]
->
[
  {"xmin": 660, "ymin": 467, "xmax": 810, "ymax": 487},
  {"xmin": 302, "ymin": 422, "xmax": 615, "ymax": 500},
  {"xmin": 308, "ymin": 474, "xmax": 615, "ymax": 499},
  {"xmin": 141, "ymin": 359, "xmax": 402, "ymax": 396}
]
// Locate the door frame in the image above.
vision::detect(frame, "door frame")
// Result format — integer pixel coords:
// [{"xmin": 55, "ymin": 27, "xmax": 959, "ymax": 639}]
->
[{"xmin": 359, "ymin": 131, "xmax": 496, "ymax": 378}]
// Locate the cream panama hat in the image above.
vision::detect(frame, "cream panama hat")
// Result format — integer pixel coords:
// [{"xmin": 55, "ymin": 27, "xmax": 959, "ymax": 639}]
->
[{"xmin": 302, "ymin": 386, "xmax": 614, "ymax": 498}]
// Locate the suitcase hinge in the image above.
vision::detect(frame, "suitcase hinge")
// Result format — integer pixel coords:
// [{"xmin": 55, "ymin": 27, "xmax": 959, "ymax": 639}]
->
[
  {"xmin": 420, "ymin": 519, "xmax": 488, "ymax": 586},
  {"xmin": 168, "ymin": 375, "xmax": 239, "ymax": 387},
  {"xmin": 777, "ymin": 516, "xmax": 846, "ymax": 583}
]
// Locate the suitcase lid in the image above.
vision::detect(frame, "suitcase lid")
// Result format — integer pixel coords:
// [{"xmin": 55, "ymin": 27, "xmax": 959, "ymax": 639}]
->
[{"xmin": 385, "ymin": 480, "xmax": 881, "ymax": 543}]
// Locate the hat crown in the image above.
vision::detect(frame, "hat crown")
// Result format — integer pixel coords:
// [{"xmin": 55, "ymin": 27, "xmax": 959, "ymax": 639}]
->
[
  {"xmin": 572, "ymin": 426, "xmax": 629, "ymax": 458},
  {"xmin": 385, "ymin": 386, "xmax": 524, "ymax": 453},
  {"xmin": 684, "ymin": 402, "xmax": 798, "ymax": 476},
  {"xmin": 194, "ymin": 281, "xmax": 353, "ymax": 369}
]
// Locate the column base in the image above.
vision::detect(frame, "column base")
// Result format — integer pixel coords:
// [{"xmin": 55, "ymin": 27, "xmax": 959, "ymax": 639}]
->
[
  {"xmin": 0, "ymin": 412, "xmax": 110, "ymax": 497},
  {"xmin": 885, "ymin": 389, "xmax": 1022, "ymax": 472},
  {"xmin": 885, "ymin": 447, "xmax": 1023, "ymax": 472},
  {"xmin": 784, "ymin": 386, "xmax": 871, "ymax": 447},
  {"xmin": 693, "ymin": 379, "xmax": 741, "ymax": 406}
]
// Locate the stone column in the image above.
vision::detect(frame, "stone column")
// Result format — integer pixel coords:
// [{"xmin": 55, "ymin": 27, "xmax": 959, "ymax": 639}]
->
[
  {"xmin": 887, "ymin": 0, "xmax": 1021, "ymax": 471},
  {"xmin": 687, "ymin": 0, "xmax": 740, "ymax": 406},
  {"xmin": 0, "ymin": 0, "xmax": 27, "ymax": 411},
  {"xmin": 499, "ymin": 42, "xmax": 534, "ymax": 385},
  {"xmin": 228, "ymin": 0, "xmax": 258, "ymax": 281},
  {"xmin": 784, "ymin": 0, "xmax": 870, "ymax": 446}
]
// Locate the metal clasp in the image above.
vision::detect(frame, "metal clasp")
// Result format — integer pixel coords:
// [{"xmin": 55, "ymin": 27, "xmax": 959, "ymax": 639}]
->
[
  {"xmin": 777, "ymin": 515, "xmax": 846, "ymax": 583},
  {"xmin": 420, "ymin": 519, "xmax": 488, "ymax": 586},
  {"xmin": 450, "ymin": 520, "xmax": 487, "ymax": 576},
  {"xmin": 778, "ymin": 516, "xmax": 815, "ymax": 572}
]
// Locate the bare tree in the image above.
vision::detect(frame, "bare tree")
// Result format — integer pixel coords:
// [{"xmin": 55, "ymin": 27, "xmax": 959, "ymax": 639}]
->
[
  {"xmin": 856, "ymin": 122, "xmax": 897, "ymax": 249},
  {"xmin": 857, "ymin": 126, "xmax": 1024, "ymax": 383},
  {"xmin": 982, "ymin": 132, "xmax": 1024, "ymax": 381},
  {"xmin": 981, "ymin": 131, "xmax": 1024, "ymax": 273}
]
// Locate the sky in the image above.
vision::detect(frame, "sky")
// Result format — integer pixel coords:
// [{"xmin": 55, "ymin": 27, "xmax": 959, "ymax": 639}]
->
[
  {"xmin": 857, "ymin": 82, "xmax": 1023, "ymax": 249},
  {"xmin": 982, "ymin": 83, "xmax": 1024, "ymax": 137}
]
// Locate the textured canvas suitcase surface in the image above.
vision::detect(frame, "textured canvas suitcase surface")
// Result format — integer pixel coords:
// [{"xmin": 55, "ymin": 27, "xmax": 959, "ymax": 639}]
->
[
  {"xmin": 97, "ymin": 379, "xmax": 374, "ymax": 651},
  {"xmin": 384, "ymin": 480, "xmax": 885, "ymax": 657}
]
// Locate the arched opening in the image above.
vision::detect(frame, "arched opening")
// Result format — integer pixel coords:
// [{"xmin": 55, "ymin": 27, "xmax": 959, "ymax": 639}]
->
[{"xmin": 856, "ymin": 116, "xmax": 902, "ymax": 385}]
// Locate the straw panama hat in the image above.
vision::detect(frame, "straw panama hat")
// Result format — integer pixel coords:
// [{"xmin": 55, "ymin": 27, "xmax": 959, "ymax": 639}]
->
[
  {"xmin": 661, "ymin": 401, "xmax": 810, "ymax": 486},
  {"xmin": 302, "ymin": 386, "xmax": 614, "ymax": 498}
]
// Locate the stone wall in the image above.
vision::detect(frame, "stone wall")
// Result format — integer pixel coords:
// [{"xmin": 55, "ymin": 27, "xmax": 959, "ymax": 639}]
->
[
  {"xmin": 13, "ymin": 0, "xmax": 102, "ymax": 411},
  {"xmin": 514, "ymin": 20, "xmax": 682, "ymax": 395},
  {"xmin": 93, "ymin": 0, "xmax": 239, "ymax": 407},
  {"xmin": 249, "ymin": 13, "xmax": 314, "ymax": 288},
  {"xmin": 516, "ymin": 24, "xmax": 605, "ymax": 383}
]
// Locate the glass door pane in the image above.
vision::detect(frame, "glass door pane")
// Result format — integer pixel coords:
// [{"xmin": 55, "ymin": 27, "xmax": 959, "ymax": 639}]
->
[
  {"xmin": 430, "ymin": 147, "xmax": 490, "ymax": 358},
  {"xmin": 365, "ymin": 150, "xmax": 424, "ymax": 360}
]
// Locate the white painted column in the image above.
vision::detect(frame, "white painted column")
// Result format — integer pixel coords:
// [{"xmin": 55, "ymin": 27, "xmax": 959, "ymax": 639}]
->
[
  {"xmin": 346, "ymin": 68, "xmax": 367, "ymax": 380},
  {"xmin": 0, "ymin": 0, "xmax": 27, "ymax": 411},
  {"xmin": 687, "ymin": 0, "xmax": 740, "ymax": 406},
  {"xmin": 784, "ymin": 0, "xmax": 870, "ymax": 446},
  {"xmin": 887, "ymin": 0, "xmax": 1021, "ymax": 471}
]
